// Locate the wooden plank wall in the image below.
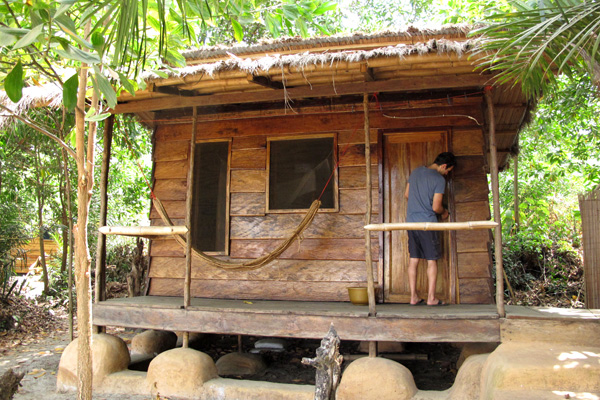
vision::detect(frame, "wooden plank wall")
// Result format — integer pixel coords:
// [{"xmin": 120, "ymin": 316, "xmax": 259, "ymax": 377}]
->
[
  {"xmin": 149, "ymin": 116, "xmax": 379, "ymax": 302},
  {"xmin": 12, "ymin": 238, "xmax": 60, "ymax": 274},
  {"xmin": 147, "ymin": 102, "xmax": 494, "ymax": 303},
  {"xmin": 452, "ymin": 128, "xmax": 494, "ymax": 303}
]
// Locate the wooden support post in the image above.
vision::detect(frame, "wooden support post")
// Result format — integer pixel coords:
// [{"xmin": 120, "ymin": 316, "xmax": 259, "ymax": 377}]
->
[
  {"xmin": 484, "ymin": 88, "xmax": 505, "ymax": 318},
  {"xmin": 513, "ymin": 155, "xmax": 520, "ymax": 230},
  {"xmin": 238, "ymin": 335, "xmax": 243, "ymax": 353},
  {"xmin": 183, "ymin": 107, "xmax": 198, "ymax": 347},
  {"xmin": 363, "ymin": 94, "xmax": 377, "ymax": 358},
  {"xmin": 93, "ymin": 114, "xmax": 114, "ymax": 334}
]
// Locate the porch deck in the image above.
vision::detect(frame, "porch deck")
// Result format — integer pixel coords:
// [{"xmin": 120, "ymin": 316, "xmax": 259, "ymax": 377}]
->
[{"xmin": 92, "ymin": 297, "xmax": 600, "ymax": 344}]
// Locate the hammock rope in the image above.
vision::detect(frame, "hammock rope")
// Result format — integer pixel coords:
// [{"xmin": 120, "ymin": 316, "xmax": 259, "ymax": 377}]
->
[
  {"xmin": 153, "ymin": 197, "xmax": 321, "ymax": 270},
  {"xmin": 120, "ymin": 118, "xmax": 355, "ymax": 271}
]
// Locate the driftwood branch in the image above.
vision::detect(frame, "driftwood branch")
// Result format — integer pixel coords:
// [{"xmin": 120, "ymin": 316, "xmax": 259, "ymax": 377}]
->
[
  {"xmin": 0, "ymin": 104, "xmax": 77, "ymax": 159},
  {"xmin": 302, "ymin": 324, "xmax": 343, "ymax": 400}
]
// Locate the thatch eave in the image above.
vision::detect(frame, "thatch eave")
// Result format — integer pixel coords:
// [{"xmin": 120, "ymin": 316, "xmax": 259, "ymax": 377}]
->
[
  {"xmin": 143, "ymin": 37, "xmax": 480, "ymax": 83},
  {"xmin": 0, "ymin": 84, "xmax": 63, "ymax": 129}
]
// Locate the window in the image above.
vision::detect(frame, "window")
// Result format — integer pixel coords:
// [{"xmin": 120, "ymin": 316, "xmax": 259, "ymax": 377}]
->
[
  {"xmin": 268, "ymin": 135, "xmax": 337, "ymax": 211},
  {"xmin": 191, "ymin": 141, "xmax": 230, "ymax": 253}
]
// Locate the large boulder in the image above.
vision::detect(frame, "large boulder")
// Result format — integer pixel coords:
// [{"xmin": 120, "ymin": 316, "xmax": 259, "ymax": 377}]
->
[
  {"xmin": 130, "ymin": 330, "xmax": 177, "ymax": 357},
  {"xmin": 449, "ymin": 353, "xmax": 490, "ymax": 400},
  {"xmin": 57, "ymin": 333, "xmax": 130, "ymax": 392},
  {"xmin": 146, "ymin": 347, "xmax": 218, "ymax": 398},
  {"xmin": 481, "ymin": 342, "xmax": 600, "ymax": 398},
  {"xmin": 336, "ymin": 357, "xmax": 417, "ymax": 400},
  {"xmin": 216, "ymin": 352, "xmax": 267, "ymax": 376}
]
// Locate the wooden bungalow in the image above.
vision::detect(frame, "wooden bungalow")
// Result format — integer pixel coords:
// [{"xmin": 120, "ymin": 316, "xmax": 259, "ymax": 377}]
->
[{"xmin": 95, "ymin": 26, "xmax": 535, "ymax": 346}]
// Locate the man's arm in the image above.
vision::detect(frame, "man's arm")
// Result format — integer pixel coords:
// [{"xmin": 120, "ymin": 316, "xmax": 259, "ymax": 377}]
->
[
  {"xmin": 432, "ymin": 193, "xmax": 449, "ymax": 220},
  {"xmin": 404, "ymin": 183, "xmax": 410, "ymax": 200}
]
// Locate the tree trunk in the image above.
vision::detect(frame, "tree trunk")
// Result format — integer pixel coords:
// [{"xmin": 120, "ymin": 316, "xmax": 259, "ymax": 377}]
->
[
  {"xmin": 74, "ymin": 61, "xmax": 94, "ymax": 400},
  {"xmin": 34, "ymin": 142, "xmax": 49, "ymax": 295}
]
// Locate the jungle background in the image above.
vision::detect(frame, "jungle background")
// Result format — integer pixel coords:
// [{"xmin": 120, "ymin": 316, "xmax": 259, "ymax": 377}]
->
[{"xmin": 0, "ymin": 0, "xmax": 599, "ymax": 363}]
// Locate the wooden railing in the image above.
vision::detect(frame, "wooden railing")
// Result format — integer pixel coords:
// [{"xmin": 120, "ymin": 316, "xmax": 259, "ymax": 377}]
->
[{"xmin": 363, "ymin": 220, "xmax": 501, "ymax": 316}]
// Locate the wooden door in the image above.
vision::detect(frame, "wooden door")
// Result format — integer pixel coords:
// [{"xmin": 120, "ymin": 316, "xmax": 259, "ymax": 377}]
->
[{"xmin": 383, "ymin": 132, "xmax": 450, "ymax": 303}]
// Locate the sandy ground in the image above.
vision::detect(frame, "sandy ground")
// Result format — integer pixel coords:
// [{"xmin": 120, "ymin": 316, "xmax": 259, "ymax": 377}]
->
[{"xmin": 0, "ymin": 326, "xmax": 149, "ymax": 400}]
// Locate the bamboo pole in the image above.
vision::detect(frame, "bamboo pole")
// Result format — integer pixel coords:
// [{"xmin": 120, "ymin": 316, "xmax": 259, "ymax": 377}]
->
[
  {"xmin": 93, "ymin": 115, "xmax": 114, "ymax": 334},
  {"xmin": 98, "ymin": 226, "xmax": 188, "ymax": 236},
  {"xmin": 364, "ymin": 221, "xmax": 498, "ymax": 231},
  {"xmin": 183, "ymin": 107, "xmax": 198, "ymax": 348},
  {"xmin": 484, "ymin": 88, "xmax": 505, "ymax": 318},
  {"xmin": 363, "ymin": 93, "xmax": 377, "ymax": 358}
]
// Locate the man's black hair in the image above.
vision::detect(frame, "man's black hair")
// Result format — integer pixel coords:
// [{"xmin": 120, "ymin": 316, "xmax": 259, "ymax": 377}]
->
[{"xmin": 434, "ymin": 152, "xmax": 456, "ymax": 168}]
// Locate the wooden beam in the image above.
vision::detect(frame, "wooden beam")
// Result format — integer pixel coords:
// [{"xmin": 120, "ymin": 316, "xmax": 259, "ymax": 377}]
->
[
  {"xmin": 247, "ymin": 75, "xmax": 285, "ymax": 90},
  {"xmin": 148, "ymin": 82, "xmax": 197, "ymax": 97},
  {"xmin": 364, "ymin": 221, "xmax": 498, "ymax": 231},
  {"xmin": 360, "ymin": 64, "xmax": 375, "ymax": 82},
  {"xmin": 363, "ymin": 93, "xmax": 377, "ymax": 357},
  {"xmin": 484, "ymin": 87, "xmax": 505, "ymax": 318},
  {"xmin": 93, "ymin": 114, "xmax": 114, "ymax": 333},
  {"xmin": 112, "ymin": 74, "xmax": 490, "ymax": 114},
  {"xmin": 183, "ymin": 107, "xmax": 198, "ymax": 348},
  {"xmin": 93, "ymin": 301, "xmax": 500, "ymax": 342},
  {"xmin": 98, "ymin": 226, "xmax": 188, "ymax": 237}
]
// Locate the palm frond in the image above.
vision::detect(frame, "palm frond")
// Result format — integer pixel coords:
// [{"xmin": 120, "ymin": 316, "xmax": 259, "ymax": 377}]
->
[{"xmin": 474, "ymin": 0, "xmax": 600, "ymax": 97}]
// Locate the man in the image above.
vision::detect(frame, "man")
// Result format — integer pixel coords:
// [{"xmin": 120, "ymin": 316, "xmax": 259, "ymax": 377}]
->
[{"xmin": 404, "ymin": 152, "xmax": 456, "ymax": 306}]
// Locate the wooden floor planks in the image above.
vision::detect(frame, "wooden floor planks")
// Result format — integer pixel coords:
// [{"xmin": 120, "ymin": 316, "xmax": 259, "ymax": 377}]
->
[{"xmin": 93, "ymin": 296, "xmax": 597, "ymax": 344}]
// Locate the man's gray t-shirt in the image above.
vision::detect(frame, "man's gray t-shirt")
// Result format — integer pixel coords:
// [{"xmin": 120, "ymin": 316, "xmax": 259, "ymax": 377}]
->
[{"xmin": 406, "ymin": 166, "xmax": 446, "ymax": 223}]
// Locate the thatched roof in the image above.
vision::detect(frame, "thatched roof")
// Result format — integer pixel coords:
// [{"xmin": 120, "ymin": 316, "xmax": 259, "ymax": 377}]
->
[
  {"xmin": 0, "ymin": 84, "xmax": 63, "ymax": 129},
  {"xmin": 181, "ymin": 25, "xmax": 474, "ymax": 61},
  {"xmin": 144, "ymin": 25, "xmax": 477, "ymax": 82}
]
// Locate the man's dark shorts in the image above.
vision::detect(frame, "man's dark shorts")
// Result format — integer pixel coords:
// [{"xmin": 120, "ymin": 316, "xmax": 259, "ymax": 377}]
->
[{"xmin": 408, "ymin": 230, "xmax": 441, "ymax": 260}]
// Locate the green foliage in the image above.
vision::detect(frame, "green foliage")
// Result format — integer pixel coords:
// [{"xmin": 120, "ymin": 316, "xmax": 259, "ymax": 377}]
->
[
  {"xmin": 0, "ymin": 0, "xmax": 340, "ymax": 110},
  {"xmin": 476, "ymin": 0, "xmax": 600, "ymax": 97},
  {"xmin": 496, "ymin": 74, "xmax": 597, "ymax": 305}
]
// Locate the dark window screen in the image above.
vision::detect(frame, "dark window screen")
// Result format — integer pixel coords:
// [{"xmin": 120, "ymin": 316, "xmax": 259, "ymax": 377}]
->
[
  {"xmin": 269, "ymin": 137, "xmax": 335, "ymax": 210},
  {"xmin": 192, "ymin": 141, "xmax": 229, "ymax": 252}
]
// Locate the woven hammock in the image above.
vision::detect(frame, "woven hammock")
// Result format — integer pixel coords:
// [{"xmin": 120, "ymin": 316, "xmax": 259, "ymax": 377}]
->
[{"xmin": 153, "ymin": 197, "xmax": 321, "ymax": 270}]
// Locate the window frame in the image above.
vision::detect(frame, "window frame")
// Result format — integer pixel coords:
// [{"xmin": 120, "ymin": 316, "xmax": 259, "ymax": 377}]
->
[
  {"xmin": 266, "ymin": 133, "xmax": 339, "ymax": 214},
  {"xmin": 191, "ymin": 139, "xmax": 232, "ymax": 255}
]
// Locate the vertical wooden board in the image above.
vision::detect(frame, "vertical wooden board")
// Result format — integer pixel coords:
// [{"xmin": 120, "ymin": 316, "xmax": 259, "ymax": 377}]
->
[
  {"xmin": 339, "ymin": 144, "xmax": 378, "ymax": 166},
  {"xmin": 453, "ymin": 156, "xmax": 486, "ymax": 178},
  {"xmin": 339, "ymin": 166, "xmax": 379, "ymax": 188},
  {"xmin": 154, "ymin": 160, "xmax": 188, "ymax": 179},
  {"xmin": 230, "ymin": 238, "xmax": 379, "ymax": 261},
  {"xmin": 230, "ymin": 192, "xmax": 266, "ymax": 216},
  {"xmin": 339, "ymin": 188, "xmax": 379, "ymax": 214},
  {"xmin": 459, "ymin": 278, "xmax": 494, "ymax": 304},
  {"xmin": 455, "ymin": 201, "xmax": 491, "ymax": 222},
  {"xmin": 232, "ymin": 136, "xmax": 267, "ymax": 150},
  {"xmin": 454, "ymin": 177, "xmax": 489, "ymax": 203},
  {"xmin": 456, "ymin": 230, "xmax": 490, "ymax": 253},
  {"xmin": 452, "ymin": 128, "xmax": 484, "ymax": 156},
  {"xmin": 231, "ymin": 148, "xmax": 267, "ymax": 169},
  {"xmin": 150, "ymin": 200, "xmax": 186, "ymax": 219},
  {"xmin": 154, "ymin": 140, "xmax": 189, "ymax": 162},
  {"xmin": 230, "ymin": 170, "xmax": 266, "ymax": 192},
  {"xmin": 457, "ymin": 252, "xmax": 492, "ymax": 278},
  {"xmin": 153, "ymin": 179, "xmax": 187, "ymax": 201}
]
